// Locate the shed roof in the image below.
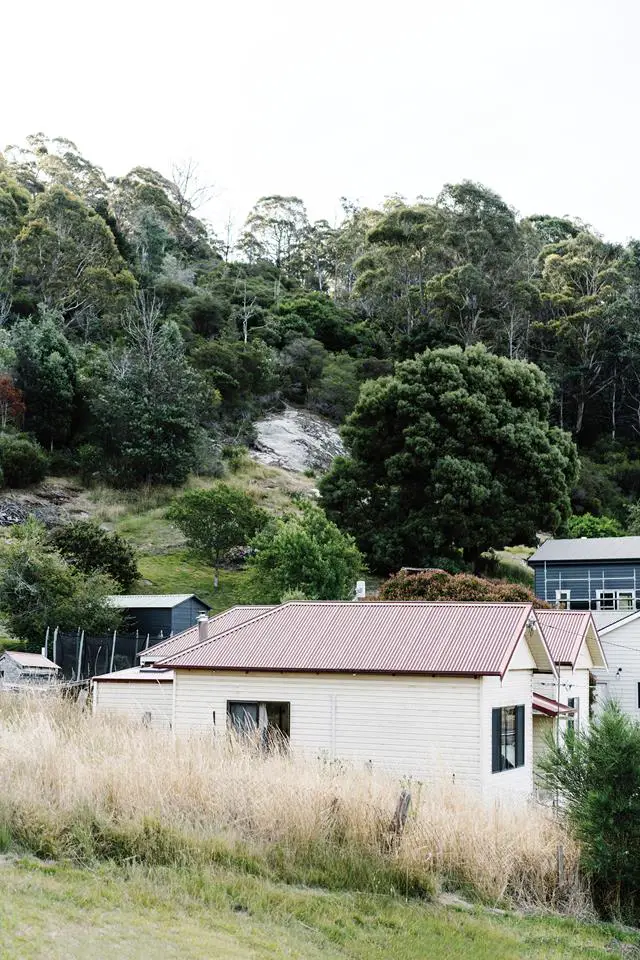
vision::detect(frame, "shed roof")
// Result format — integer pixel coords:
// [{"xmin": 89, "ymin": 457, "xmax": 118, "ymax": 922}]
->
[
  {"xmin": 106, "ymin": 594, "xmax": 211, "ymax": 610},
  {"xmin": 536, "ymin": 610, "xmax": 606, "ymax": 668},
  {"xmin": 159, "ymin": 601, "xmax": 555, "ymax": 678},
  {"xmin": 2, "ymin": 651, "xmax": 60, "ymax": 669},
  {"xmin": 529, "ymin": 537, "xmax": 640, "ymax": 564},
  {"xmin": 93, "ymin": 665, "xmax": 174, "ymax": 683},
  {"xmin": 140, "ymin": 606, "xmax": 276, "ymax": 663}
]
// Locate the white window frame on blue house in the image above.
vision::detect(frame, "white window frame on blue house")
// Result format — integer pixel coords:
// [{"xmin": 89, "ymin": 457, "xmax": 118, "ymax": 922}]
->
[
  {"xmin": 555, "ymin": 589, "xmax": 571, "ymax": 609},
  {"xmin": 596, "ymin": 589, "xmax": 635, "ymax": 611}
]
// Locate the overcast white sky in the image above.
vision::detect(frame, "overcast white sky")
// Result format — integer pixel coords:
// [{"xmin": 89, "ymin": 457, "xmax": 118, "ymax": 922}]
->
[{"xmin": 3, "ymin": 0, "xmax": 638, "ymax": 242}]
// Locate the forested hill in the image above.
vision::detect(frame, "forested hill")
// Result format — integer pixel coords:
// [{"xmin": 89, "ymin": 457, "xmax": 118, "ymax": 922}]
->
[{"xmin": 0, "ymin": 134, "xmax": 638, "ymax": 531}]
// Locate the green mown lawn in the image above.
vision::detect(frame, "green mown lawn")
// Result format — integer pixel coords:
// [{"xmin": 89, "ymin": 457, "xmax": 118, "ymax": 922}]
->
[{"xmin": 1, "ymin": 858, "xmax": 638, "ymax": 960}]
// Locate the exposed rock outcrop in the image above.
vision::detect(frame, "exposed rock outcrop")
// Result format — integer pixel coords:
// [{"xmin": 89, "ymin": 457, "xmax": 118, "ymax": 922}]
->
[{"xmin": 251, "ymin": 409, "xmax": 344, "ymax": 474}]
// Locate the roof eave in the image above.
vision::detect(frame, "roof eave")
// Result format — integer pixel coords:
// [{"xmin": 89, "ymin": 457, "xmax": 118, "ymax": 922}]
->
[{"xmin": 166, "ymin": 665, "xmax": 504, "ymax": 677}]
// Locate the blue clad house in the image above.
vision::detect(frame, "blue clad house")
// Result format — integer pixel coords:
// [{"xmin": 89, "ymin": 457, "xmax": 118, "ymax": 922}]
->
[
  {"xmin": 107, "ymin": 594, "xmax": 211, "ymax": 639},
  {"xmin": 529, "ymin": 538, "xmax": 640, "ymax": 611}
]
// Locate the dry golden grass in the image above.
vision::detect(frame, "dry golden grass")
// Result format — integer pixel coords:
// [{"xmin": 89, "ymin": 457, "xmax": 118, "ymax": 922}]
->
[{"xmin": 0, "ymin": 693, "xmax": 586, "ymax": 913}]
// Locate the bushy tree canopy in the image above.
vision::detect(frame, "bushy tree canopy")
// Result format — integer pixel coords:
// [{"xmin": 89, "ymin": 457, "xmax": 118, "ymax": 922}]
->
[
  {"xmin": 51, "ymin": 521, "xmax": 138, "ymax": 590},
  {"xmin": 248, "ymin": 502, "xmax": 363, "ymax": 602},
  {"xmin": 12, "ymin": 316, "xmax": 78, "ymax": 448},
  {"xmin": 562, "ymin": 513, "xmax": 624, "ymax": 538},
  {"xmin": 168, "ymin": 484, "xmax": 268, "ymax": 587},
  {"xmin": 320, "ymin": 345, "xmax": 578, "ymax": 572},
  {"xmin": 87, "ymin": 305, "xmax": 203, "ymax": 486},
  {"xmin": 0, "ymin": 521, "xmax": 118, "ymax": 646}
]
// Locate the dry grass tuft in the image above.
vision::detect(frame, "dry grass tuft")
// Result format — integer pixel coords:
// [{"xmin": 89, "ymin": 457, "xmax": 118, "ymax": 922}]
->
[{"xmin": 0, "ymin": 693, "xmax": 586, "ymax": 912}]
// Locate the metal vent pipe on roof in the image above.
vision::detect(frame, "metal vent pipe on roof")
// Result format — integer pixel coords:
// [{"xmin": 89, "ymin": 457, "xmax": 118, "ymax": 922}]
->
[{"xmin": 197, "ymin": 613, "xmax": 209, "ymax": 644}]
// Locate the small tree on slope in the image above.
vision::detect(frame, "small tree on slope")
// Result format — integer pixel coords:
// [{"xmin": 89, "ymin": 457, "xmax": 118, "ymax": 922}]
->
[{"xmin": 168, "ymin": 484, "xmax": 267, "ymax": 589}]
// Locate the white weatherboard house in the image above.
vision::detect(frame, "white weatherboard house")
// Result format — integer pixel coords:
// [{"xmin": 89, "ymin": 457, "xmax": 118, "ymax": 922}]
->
[
  {"xmin": 590, "ymin": 609, "xmax": 640, "ymax": 717},
  {"xmin": 92, "ymin": 606, "xmax": 274, "ymax": 730},
  {"xmin": 531, "ymin": 611, "xmax": 606, "ymax": 770},
  {"xmin": 153, "ymin": 601, "xmax": 564, "ymax": 800}
]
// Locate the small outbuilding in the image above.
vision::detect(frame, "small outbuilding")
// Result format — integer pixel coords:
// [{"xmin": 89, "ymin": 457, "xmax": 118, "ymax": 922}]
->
[
  {"xmin": 106, "ymin": 594, "xmax": 211, "ymax": 640},
  {"xmin": 92, "ymin": 665, "xmax": 174, "ymax": 729},
  {"xmin": 0, "ymin": 650, "xmax": 61, "ymax": 689},
  {"xmin": 93, "ymin": 605, "xmax": 275, "ymax": 727}
]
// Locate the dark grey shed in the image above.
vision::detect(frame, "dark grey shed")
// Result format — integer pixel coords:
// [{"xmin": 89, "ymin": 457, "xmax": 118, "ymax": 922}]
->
[{"xmin": 106, "ymin": 594, "xmax": 211, "ymax": 640}]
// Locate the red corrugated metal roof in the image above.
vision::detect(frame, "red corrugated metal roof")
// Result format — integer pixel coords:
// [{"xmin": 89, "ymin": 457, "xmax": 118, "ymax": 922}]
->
[
  {"xmin": 533, "ymin": 692, "xmax": 575, "ymax": 716},
  {"xmin": 140, "ymin": 606, "xmax": 275, "ymax": 663},
  {"xmin": 160, "ymin": 601, "xmax": 544, "ymax": 677},
  {"xmin": 535, "ymin": 611, "xmax": 592, "ymax": 665}
]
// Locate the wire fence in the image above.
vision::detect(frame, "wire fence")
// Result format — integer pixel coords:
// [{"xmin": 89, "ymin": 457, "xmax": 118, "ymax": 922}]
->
[{"xmin": 44, "ymin": 627, "xmax": 166, "ymax": 681}]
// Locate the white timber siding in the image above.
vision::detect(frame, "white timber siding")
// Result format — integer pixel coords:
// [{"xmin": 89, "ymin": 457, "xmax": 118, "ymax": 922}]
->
[
  {"xmin": 593, "ymin": 616, "xmax": 640, "ymax": 718},
  {"xmin": 93, "ymin": 681, "xmax": 173, "ymax": 730},
  {"xmin": 481, "ymin": 667, "xmax": 534, "ymax": 799},
  {"xmin": 172, "ymin": 670, "xmax": 483, "ymax": 789},
  {"xmin": 532, "ymin": 716, "xmax": 553, "ymax": 769}
]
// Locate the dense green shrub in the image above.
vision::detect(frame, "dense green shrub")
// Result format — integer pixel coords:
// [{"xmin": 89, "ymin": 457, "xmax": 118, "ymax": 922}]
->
[
  {"xmin": 249, "ymin": 503, "xmax": 363, "ymax": 601},
  {"xmin": 0, "ymin": 433, "xmax": 48, "ymax": 487},
  {"xmin": 562, "ymin": 513, "xmax": 624, "ymax": 538},
  {"xmin": 51, "ymin": 520, "xmax": 138, "ymax": 590},
  {"xmin": 539, "ymin": 702, "xmax": 640, "ymax": 922},
  {"xmin": 307, "ymin": 354, "xmax": 361, "ymax": 423},
  {"xmin": 0, "ymin": 520, "xmax": 119, "ymax": 645}
]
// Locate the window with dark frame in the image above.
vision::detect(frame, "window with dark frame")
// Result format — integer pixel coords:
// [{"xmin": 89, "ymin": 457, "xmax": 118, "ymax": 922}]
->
[
  {"xmin": 492, "ymin": 705, "xmax": 525, "ymax": 773},
  {"xmin": 227, "ymin": 700, "xmax": 291, "ymax": 743}
]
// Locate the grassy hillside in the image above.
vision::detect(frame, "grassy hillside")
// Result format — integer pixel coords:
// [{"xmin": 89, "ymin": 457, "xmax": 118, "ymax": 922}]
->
[
  {"xmin": 85, "ymin": 459, "xmax": 319, "ymax": 609},
  {"xmin": 1, "ymin": 857, "xmax": 637, "ymax": 960}
]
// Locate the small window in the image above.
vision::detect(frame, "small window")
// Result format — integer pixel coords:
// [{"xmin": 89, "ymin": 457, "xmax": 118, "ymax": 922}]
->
[
  {"xmin": 228, "ymin": 701, "xmax": 259, "ymax": 733},
  {"xmin": 555, "ymin": 590, "xmax": 571, "ymax": 610},
  {"xmin": 596, "ymin": 590, "xmax": 635, "ymax": 611},
  {"xmin": 227, "ymin": 701, "xmax": 291, "ymax": 744},
  {"xmin": 142, "ymin": 711, "xmax": 151, "ymax": 726},
  {"xmin": 492, "ymin": 705, "xmax": 525, "ymax": 773},
  {"xmin": 618, "ymin": 592, "xmax": 635, "ymax": 611},
  {"xmin": 567, "ymin": 697, "xmax": 579, "ymax": 734}
]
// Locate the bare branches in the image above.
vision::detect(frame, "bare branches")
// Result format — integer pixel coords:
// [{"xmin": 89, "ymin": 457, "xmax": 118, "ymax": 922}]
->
[{"xmin": 170, "ymin": 159, "xmax": 214, "ymax": 217}]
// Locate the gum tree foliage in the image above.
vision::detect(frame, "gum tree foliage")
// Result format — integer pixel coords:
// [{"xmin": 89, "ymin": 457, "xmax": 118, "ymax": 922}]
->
[
  {"xmin": 87, "ymin": 295, "xmax": 205, "ymax": 487},
  {"xmin": 167, "ymin": 484, "xmax": 268, "ymax": 588},
  {"xmin": 14, "ymin": 185, "xmax": 135, "ymax": 331},
  {"xmin": 320, "ymin": 345, "xmax": 579, "ymax": 572},
  {"xmin": 248, "ymin": 502, "xmax": 363, "ymax": 602}
]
